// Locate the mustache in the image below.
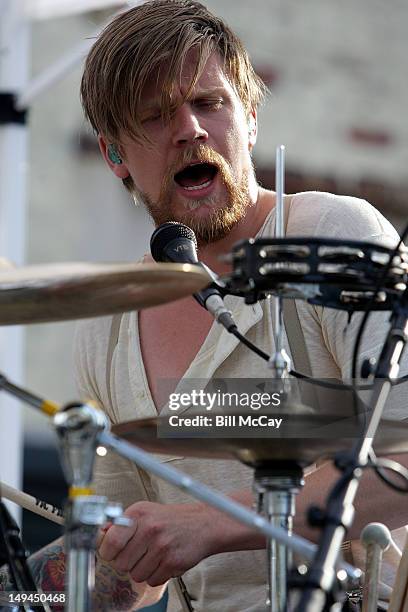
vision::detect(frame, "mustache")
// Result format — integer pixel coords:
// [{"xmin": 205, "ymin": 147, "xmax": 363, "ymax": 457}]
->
[{"xmin": 159, "ymin": 145, "xmax": 231, "ymax": 202}]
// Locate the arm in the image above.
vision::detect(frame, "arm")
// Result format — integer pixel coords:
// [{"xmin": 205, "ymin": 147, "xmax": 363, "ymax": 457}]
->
[
  {"xmin": 0, "ymin": 537, "xmax": 166, "ymax": 612},
  {"xmin": 198, "ymin": 453, "xmax": 408, "ymax": 550},
  {"xmin": 2, "ymin": 463, "xmax": 404, "ymax": 605},
  {"xmin": 188, "ymin": 452, "xmax": 408, "ymax": 551},
  {"xmin": 101, "ymin": 452, "xmax": 408, "ymax": 585},
  {"xmin": 295, "ymin": 454, "xmax": 408, "ymax": 542}
]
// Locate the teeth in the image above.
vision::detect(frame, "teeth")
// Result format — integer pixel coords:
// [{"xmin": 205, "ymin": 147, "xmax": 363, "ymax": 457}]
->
[{"xmin": 182, "ymin": 179, "xmax": 212, "ymax": 191}]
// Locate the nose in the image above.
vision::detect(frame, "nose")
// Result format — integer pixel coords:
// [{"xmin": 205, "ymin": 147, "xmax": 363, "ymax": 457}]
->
[{"xmin": 171, "ymin": 103, "xmax": 208, "ymax": 147}]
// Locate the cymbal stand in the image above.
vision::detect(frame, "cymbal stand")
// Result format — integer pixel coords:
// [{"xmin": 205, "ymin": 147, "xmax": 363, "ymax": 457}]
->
[
  {"xmin": 254, "ymin": 463, "xmax": 304, "ymax": 612},
  {"xmin": 0, "ymin": 375, "xmax": 131, "ymax": 612},
  {"xmin": 268, "ymin": 144, "xmax": 291, "ymax": 379},
  {"xmin": 263, "ymin": 145, "xmax": 294, "ymax": 611},
  {"xmin": 293, "ymin": 293, "xmax": 408, "ymax": 611},
  {"xmin": 53, "ymin": 404, "xmax": 132, "ymax": 612},
  {"xmin": 0, "ymin": 373, "xmax": 361, "ymax": 609}
]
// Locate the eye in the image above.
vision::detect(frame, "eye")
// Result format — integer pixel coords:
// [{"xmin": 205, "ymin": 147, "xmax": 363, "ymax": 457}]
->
[
  {"xmin": 141, "ymin": 109, "xmax": 162, "ymax": 123},
  {"xmin": 195, "ymin": 99, "xmax": 224, "ymax": 110},
  {"xmin": 143, "ymin": 115, "xmax": 160, "ymax": 123}
]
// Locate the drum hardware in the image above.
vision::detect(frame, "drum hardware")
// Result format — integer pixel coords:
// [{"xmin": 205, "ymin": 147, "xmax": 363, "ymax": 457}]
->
[
  {"xmin": 53, "ymin": 405, "xmax": 133, "ymax": 612},
  {"xmin": 260, "ymin": 261, "xmax": 310, "ymax": 275},
  {"xmin": 111, "ymin": 412, "xmax": 408, "ymax": 611},
  {"xmin": 318, "ymin": 246, "xmax": 364, "ymax": 260},
  {"xmin": 97, "ymin": 427, "xmax": 359, "ymax": 578},
  {"xmin": 0, "ymin": 372, "xmax": 362, "ymax": 610},
  {"xmin": 225, "ymin": 236, "xmax": 408, "ymax": 311},
  {"xmin": 261, "ymin": 145, "xmax": 307, "ymax": 610},
  {"xmin": 339, "ymin": 290, "xmax": 387, "ymax": 305},
  {"xmin": 271, "ymin": 283, "xmax": 321, "ymax": 301},
  {"xmin": 253, "ymin": 463, "xmax": 304, "ymax": 611},
  {"xmin": 351, "ymin": 221, "xmax": 408, "ymax": 382},
  {"xmin": 218, "ymin": 207, "xmax": 408, "ymax": 609},
  {"xmin": 1, "ymin": 220, "xmax": 406, "ymax": 610},
  {"xmin": 291, "ymin": 288, "xmax": 408, "ymax": 612},
  {"xmin": 0, "ymin": 261, "xmax": 210, "ymax": 325},
  {"xmin": 259, "ymin": 245, "xmax": 311, "ymax": 258},
  {"xmin": 0, "ymin": 374, "xmax": 132, "ymax": 612},
  {"xmin": 268, "ymin": 145, "xmax": 291, "ymax": 383},
  {"xmin": 360, "ymin": 523, "xmax": 392, "ymax": 612}
]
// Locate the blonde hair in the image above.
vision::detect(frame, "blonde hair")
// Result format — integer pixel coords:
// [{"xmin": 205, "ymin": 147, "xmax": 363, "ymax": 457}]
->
[{"xmin": 81, "ymin": 0, "xmax": 266, "ymax": 147}]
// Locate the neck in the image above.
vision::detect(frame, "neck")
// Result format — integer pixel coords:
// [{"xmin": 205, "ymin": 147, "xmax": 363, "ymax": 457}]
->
[{"xmin": 198, "ymin": 186, "xmax": 275, "ymax": 275}]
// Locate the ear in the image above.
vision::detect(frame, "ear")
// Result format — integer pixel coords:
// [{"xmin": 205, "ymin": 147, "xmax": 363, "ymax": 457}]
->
[
  {"xmin": 247, "ymin": 109, "xmax": 257, "ymax": 151},
  {"xmin": 98, "ymin": 135, "xmax": 130, "ymax": 179}
]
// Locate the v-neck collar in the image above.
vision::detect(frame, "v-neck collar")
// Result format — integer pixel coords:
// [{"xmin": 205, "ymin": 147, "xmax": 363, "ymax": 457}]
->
[{"xmin": 130, "ymin": 203, "xmax": 279, "ymax": 416}]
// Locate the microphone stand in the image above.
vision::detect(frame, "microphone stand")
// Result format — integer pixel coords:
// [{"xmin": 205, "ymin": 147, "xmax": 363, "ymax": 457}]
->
[{"xmin": 293, "ymin": 291, "xmax": 408, "ymax": 611}]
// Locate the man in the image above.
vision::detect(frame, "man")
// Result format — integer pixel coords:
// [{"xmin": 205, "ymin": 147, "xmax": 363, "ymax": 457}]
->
[
  {"xmin": 76, "ymin": 1, "xmax": 408, "ymax": 610},
  {"xmin": 1, "ymin": 1, "xmax": 406, "ymax": 610}
]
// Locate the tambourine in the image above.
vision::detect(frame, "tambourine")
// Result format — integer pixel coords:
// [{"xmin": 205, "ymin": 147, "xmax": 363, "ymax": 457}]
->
[{"xmin": 224, "ymin": 237, "xmax": 408, "ymax": 311}]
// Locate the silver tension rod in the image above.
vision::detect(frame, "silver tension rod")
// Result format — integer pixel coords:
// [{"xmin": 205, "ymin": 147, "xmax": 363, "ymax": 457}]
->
[{"xmin": 268, "ymin": 145, "xmax": 291, "ymax": 378}]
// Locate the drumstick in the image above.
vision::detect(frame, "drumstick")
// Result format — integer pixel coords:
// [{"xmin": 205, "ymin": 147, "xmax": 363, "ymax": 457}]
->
[
  {"xmin": 389, "ymin": 531, "xmax": 408, "ymax": 612},
  {"xmin": 0, "ymin": 482, "xmax": 64, "ymax": 525},
  {"xmin": 361, "ymin": 523, "xmax": 391, "ymax": 612}
]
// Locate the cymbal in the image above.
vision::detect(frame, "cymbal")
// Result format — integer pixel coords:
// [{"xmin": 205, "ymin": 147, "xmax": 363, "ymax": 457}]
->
[
  {"xmin": 112, "ymin": 415, "xmax": 408, "ymax": 468},
  {"xmin": 0, "ymin": 262, "xmax": 210, "ymax": 325}
]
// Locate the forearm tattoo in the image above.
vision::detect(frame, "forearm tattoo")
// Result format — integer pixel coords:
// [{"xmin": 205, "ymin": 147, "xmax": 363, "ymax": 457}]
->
[
  {"xmin": 0, "ymin": 543, "xmax": 66, "ymax": 611},
  {"xmin": 94, "ymin": 556, "xmax": 140, "ymax": 611},
  {"xmin": 0, "ymin": 541, "xmax": 141, "ymax": 612},
  {"xmin": 28, "ymin": 543, "xmax": 66, "ymax": 593}
]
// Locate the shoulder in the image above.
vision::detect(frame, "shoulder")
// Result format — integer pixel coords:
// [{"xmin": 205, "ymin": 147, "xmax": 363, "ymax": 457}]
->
[
  {"xmin": 287, "ymin": 191, "xmax": 399, "ymax": 246},
  {"xmin": 73, "ymin": 314, "xmax": 122, "ymax": 407},
  {"xmin": 74, "ymin": 315, "xmax": 114, "ymax": 364}
]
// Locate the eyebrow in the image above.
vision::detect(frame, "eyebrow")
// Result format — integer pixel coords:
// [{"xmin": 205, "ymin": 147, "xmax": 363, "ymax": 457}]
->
[{"xmin": 189, "ymin": 88, "xmax": 228, "ymax": 98}]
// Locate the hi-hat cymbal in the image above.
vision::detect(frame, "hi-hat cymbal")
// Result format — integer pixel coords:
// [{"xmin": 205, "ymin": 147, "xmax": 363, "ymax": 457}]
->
[
  {"xmin": 112, "ymin": 414, "xmax": 408, "ymax": 468},
  {"xmin": 0, "ymin": 262, "xmax": 210, "ymax": 325}
]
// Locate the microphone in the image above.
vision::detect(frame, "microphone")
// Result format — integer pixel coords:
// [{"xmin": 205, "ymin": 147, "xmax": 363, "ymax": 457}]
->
[{"xmin": 150, "ymin": 222, "xmax": 236, "ymax": 331}]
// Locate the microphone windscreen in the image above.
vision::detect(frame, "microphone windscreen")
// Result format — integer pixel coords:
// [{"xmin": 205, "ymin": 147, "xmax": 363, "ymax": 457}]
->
[{"xmin": 150, "ymin": 222, "xmax": 197, "ymax": 262}]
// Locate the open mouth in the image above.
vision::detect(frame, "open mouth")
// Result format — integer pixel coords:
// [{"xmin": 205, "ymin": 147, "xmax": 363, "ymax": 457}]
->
[{"xmin": 174, "ymin": 162, "xmax": 218, "ymax": 192}]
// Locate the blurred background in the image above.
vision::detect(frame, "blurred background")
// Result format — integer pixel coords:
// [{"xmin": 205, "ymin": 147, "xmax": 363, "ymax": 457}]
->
[{"xmin": 1, "ymin": 1, "xmax": 408, "ymax": 610}]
